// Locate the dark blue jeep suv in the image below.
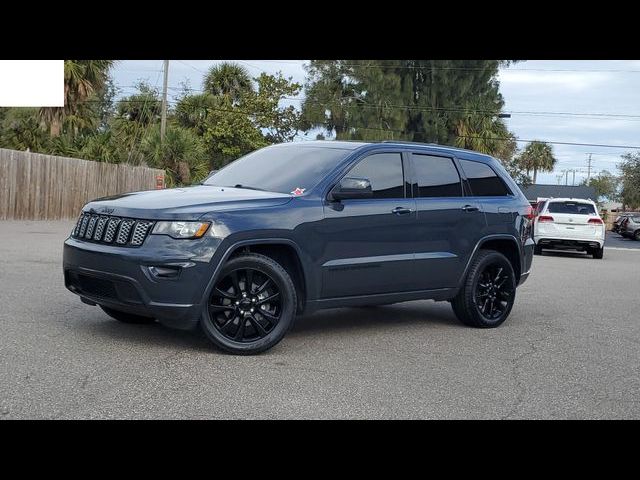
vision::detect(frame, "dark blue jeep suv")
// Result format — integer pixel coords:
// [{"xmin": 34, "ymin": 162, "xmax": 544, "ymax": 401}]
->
[{"xmin": 63, "ymin": 141, "xmax": 534, "ymax": 354}]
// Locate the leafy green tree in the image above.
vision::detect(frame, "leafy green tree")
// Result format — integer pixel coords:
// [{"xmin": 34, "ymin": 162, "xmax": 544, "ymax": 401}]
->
[
  {"xmin": 302, "ymin": 60, "xmax": 514, "ymax": 151},
  {"xmin": 39, "ymin": 60, "xmax": 115, "ymax": 137},
  {"xmin": 301, "ymin": 60, "xmax": 359, "ymax": 138},
  {"xmin": 141, "ymin": 125, "xmax": 209, "ymax": 186},
  {"xmin": 454, "ymin": 98, "xmax": 510, "ymax": 155},
  {"xmin": 80, "ymin": 130, "xmax": 123, "ymax": 164},
  {"xmin": 116, "ymin": 82, "xmax": 162, "ymax": 125},
  {"xmin": 249, "ymin": 72, "xmax": 303, "ymax": 143},
  {"xmin": 47, "ymin": 135, "xmax": 83, "ymax": 158},
  {"xmin": 200, "ymin": 98, "xmax": 268, "ymax": 168},
  {"xmin": 0, "ymin": 108, "xmax": 49, "ymax": 151},
  {"xmin": 175, "ymin": 70, "xmax": 302, "ymax": 167},
  {"xmin": 580, "ymin": 170, "xmax": 620, "ymax": 202},
  {"xmin": 203, "ymin": 63, "xmax": 253, "ymax": 103},
  {"xmin": 619, "ymin": 153, "xmax": 640, "ymax": 209},
  {"xmin": 516, "ymin": 141, "xmax": 557, "ymax": 184}
]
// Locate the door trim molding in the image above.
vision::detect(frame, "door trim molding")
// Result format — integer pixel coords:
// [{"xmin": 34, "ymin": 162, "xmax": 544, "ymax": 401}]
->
[{"xmin": 322, "ymin": 251, "xmax": 457, "ymax": 268}]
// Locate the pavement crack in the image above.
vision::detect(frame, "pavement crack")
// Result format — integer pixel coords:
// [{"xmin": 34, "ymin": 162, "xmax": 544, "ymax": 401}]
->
[{"xmin": 501, "ymin": 332, "xmax": 550, "ymax": 420}]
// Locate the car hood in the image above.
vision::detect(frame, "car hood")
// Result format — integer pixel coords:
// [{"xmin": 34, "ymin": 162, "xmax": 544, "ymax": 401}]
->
[{"xmin": 83, "ymin": 185, "xmax": 293, "ymax": 220}]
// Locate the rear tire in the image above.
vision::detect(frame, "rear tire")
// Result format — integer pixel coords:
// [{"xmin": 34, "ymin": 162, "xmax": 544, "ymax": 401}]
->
[
  {"xmin": 635, "ymin": 230, "xmax": 640, "ymax": 241},
  {"xmin": 200, "ymin": 253, "xmax": 297, "ymax": 355},
  {"xmin": 451, "ymin": 250, "xmax": 516, "ymax": 328},
  {"xmin": 592, "ymin": 247, "xmax": 604, "ymax": 259},
  {"xmin": 533, "ymin": 244, "xmax": 543, "ymax": 255},
  {"xmin": 100, "ymin": 306, "xmax": 156, "ymax": 324}
]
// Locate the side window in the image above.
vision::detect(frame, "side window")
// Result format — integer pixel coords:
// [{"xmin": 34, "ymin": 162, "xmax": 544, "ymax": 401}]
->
[
  {"xmin": 536, "ymin": 201, "xmax": 547, "ymax": 214},
  {"xmin": 411, "ymin": 154, "xmax": 462, "ymax": 197},
  {"xmin": 346, "ymin": 153, "xmax": 404, "ymax": 199},
  {"xmin": 459, "ymin": 159, "xmax": 512, "ymax": 196}
]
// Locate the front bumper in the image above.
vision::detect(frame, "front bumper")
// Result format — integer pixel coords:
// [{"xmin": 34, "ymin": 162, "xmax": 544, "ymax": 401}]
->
[{"xmin": 63, "ymin": 235, "xmax": 221, "ymax": 329}]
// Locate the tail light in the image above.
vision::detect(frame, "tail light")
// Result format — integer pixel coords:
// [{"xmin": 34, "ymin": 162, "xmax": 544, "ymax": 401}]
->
[
  {"xmin": 588, "ymin": 218, "xmax": 604, "ymax": 225},
  {"xmin": 524, "ymin": 205, "xmax": 535, "ymax": 220},
  {"xmin": 537, "ymin": 215, "xmax": 554, "ymax": 223}
]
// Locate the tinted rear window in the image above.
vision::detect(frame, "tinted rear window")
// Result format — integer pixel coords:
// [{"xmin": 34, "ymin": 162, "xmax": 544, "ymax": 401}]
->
[
  {"xmin": 547, "ymin": 202, "xmax": 596, "ymax": 215},
  {"xmin": 411, "ymin": 154, "xmax": 462, "ymax": 197},
  {"xmin": 459, "ymin": 159, "xmax": 511, "ymax": 196}
]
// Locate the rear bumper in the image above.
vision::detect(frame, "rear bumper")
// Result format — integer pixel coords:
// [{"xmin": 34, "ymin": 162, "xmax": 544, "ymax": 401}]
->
[
  {"xmin": 63, "ymin": 236, "xmax": 220, "ymax": 329},
  {"xmin": 534, "ymin": 237, "xmax": 604, "ymax": 250}
]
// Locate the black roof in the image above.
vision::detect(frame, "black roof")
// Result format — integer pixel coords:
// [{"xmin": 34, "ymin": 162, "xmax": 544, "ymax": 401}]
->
[{"xmin": 519, "ymin": 184, "xmax": 597, "ymax": 202}]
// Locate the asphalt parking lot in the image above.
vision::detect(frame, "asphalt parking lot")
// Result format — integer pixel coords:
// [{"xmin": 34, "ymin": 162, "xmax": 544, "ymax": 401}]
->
[{"xmin": 1, "ymin": 221, "xmax": 639, "ymax": 419}]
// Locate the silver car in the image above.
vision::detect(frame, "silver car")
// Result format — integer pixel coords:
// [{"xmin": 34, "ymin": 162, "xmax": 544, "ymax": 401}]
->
[{"xmin": 621, "ymin": 215, "xmax": 640, "ymax": 240}]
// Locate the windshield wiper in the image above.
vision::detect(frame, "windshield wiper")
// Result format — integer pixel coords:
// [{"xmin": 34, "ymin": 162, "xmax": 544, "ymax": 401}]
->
[{"xmin": 227, "ymin": 184, "xmax": 267, "ymax": 191}]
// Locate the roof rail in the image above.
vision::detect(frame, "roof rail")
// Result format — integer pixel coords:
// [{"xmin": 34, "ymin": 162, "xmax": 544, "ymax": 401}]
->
[{"xmin": 380, "ymin": 140, "xmax": 438, "ymax": 146}]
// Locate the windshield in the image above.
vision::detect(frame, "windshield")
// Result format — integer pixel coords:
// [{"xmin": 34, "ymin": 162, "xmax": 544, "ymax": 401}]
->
[
  {"xmin": 203, "ymin": 145, "xmax": 352, "ymax": 194},
  {"xmin": 547, "ymin": 201, "xmax": 596, "ymax": 215}
]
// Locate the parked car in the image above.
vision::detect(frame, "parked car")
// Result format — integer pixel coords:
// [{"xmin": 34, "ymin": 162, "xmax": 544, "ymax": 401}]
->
[
  {"xmin": 614, "ymin": 213, "xmax": 639, "ymax": 234},
  {"xmin": 63, "ymin": 141, "xmax": 534, "ymax": 354},
  {"xmin": 533, "ymin": 198, "xmax": 605, "ymax": 258},
  {"xmin": 618, "ymin": 217, "xmax": 631, "ymax": 237},
  {"xmin": 620, "ymin": 215, "xmax": 640, "ymax": 240}
]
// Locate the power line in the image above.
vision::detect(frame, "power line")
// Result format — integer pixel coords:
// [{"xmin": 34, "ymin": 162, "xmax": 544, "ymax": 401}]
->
[
  {"xmin": 88, "ymin": 95, "xmax": 640, "ymax": 151},
  {"xmin": 129, "ymin": 86, "xmax": 640, "ymax": 122}
]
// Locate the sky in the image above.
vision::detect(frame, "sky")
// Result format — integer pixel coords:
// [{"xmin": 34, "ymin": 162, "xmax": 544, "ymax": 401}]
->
[{"xmin": 112, "ymin": 60, "xmax": 640, "ymax": 185}]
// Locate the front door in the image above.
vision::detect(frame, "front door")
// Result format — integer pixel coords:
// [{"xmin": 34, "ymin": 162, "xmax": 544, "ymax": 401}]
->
[{"xmin": 319, "ymin": 152, "xmax": 417, "ymax": 298}]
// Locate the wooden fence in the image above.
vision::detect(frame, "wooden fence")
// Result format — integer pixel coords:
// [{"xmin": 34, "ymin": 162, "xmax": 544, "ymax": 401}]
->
[{"xmin": 0, "ymin": 148, "xmax": 165, "ymax": 220}]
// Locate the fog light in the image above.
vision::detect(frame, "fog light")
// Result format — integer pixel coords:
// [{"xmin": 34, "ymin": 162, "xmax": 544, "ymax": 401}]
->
[{"xmin": 148, "ymin": 266, "xmax": 180, "ymax": 278}]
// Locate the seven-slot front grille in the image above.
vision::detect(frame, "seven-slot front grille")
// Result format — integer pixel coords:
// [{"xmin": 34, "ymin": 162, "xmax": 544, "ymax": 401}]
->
[{"xmin": 71, "ymin": 213, "xmax": 155, "ymax": 247}]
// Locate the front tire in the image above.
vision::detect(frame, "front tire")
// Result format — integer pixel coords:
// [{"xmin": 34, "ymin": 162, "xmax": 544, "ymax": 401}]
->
[
  {"xmin": 200, "ymin": 253, "xmax": 297, "ymax": 355},
  {"xmin": 451, "ymin": 250, "xmax": 516, "ymax": 328},
  {"xmin": 100, "ymin": 306, "xmax": 156, "ymax": 324}
]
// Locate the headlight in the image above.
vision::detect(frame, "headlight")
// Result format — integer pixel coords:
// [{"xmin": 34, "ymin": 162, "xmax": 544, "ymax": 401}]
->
[{"xmin": 151, "ymin": 221, "xmax": 210, "ymax": 239}]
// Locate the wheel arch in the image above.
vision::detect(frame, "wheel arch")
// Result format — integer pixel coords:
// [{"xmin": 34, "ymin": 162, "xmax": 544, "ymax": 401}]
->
[
  {"xmin": 204, "ymin": 238, "xmax": 308, "ymax": 314},
  {"xmin": 460, "ymin": 234, "xmax": 523, "ymax": 287}
]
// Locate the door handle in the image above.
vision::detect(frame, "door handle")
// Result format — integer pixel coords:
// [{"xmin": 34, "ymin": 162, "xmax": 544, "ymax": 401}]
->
[
  {"xmin": 392, "ymin": 207, "xmax": 413, "ymax": 215},
  {"xmin": 462, "ymin": 205, "xmax": 479, "ymax": 212}
]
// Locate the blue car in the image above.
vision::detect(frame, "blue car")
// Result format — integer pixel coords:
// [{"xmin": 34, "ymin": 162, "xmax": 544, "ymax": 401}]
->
[{"xmin": 64, "ymin": 141, "xmax": 534, "ymax": 354}]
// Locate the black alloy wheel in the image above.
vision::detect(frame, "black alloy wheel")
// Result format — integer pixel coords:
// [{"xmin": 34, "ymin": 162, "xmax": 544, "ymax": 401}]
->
[
  {"xmin": 209, "ymin": 267, "xmax": 282, "ymax": 343},
  {"xmin": 200, "ymin": 253, "xmax": 297, "ymax": 354},
  {"xmin": 451, "ymin": 250, "xmax": 516, "ymax": 328},
  {"xmin": 474, "ymin": 264, "xmax": 515, "ymax": 321}
]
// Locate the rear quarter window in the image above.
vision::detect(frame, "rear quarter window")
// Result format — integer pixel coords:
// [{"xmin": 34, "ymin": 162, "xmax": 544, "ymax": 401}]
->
[{"xmin": 459, "ymin": 159, "xmax": 512, "ymax": 196}]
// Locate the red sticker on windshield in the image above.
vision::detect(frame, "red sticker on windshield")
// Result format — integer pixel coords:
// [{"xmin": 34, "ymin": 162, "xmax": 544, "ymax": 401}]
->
[{"xmin": 291, "ymin": 187, "xmax": 306, "ymax": 196}]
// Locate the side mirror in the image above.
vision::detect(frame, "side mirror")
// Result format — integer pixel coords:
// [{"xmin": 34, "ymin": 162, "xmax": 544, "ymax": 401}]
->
[{"xmin": 329, "ymin": 177, "xmax": 373, "ymax": 201}]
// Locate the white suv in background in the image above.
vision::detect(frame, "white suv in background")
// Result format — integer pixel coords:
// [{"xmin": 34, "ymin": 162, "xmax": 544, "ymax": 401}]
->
[{"xmin": 533, "ymin": 198, "xmax": 605, "ymax": 259}]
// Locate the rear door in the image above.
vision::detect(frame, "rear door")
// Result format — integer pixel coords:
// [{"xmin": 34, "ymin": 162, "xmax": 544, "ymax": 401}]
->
[
  {"xmin": 409, "ymin": 152, "xmax": 485, "ymax": 289},
  {"xmin": 545, "ymin": 201, "xmax": 600, "ymax": 239}
]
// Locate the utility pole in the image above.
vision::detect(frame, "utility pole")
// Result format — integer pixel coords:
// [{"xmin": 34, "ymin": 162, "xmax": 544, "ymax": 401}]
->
[
  {"xmin": 586, "ymin": 153, "xmax": 593, "ymax": 183},
  {"xmin": 160, "ymin": 60, "xmax": 169, "ymax": 144},
  {"xmin": 572, "ymin": 169, "xmax": 576, "ymax": 186}
]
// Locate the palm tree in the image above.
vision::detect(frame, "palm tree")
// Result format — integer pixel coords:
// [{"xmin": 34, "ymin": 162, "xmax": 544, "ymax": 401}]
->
[
  {"xmin": 141, "ymin": 125, "xmax": 210, "ymax": 186},
  {"xmin": 454, "ymin": 101, "xmax": 508, "ymax": 156},
  {"xmin": 517, "ymin": 141, "xmax": 557, "ymax": 184},
  {"xmin": 39, "ymin": 60, "xmax": 115, "ymax": 137},
  {"xmin": 203, "ymin": 62, "xmax": 253, "ymax": 103}
]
